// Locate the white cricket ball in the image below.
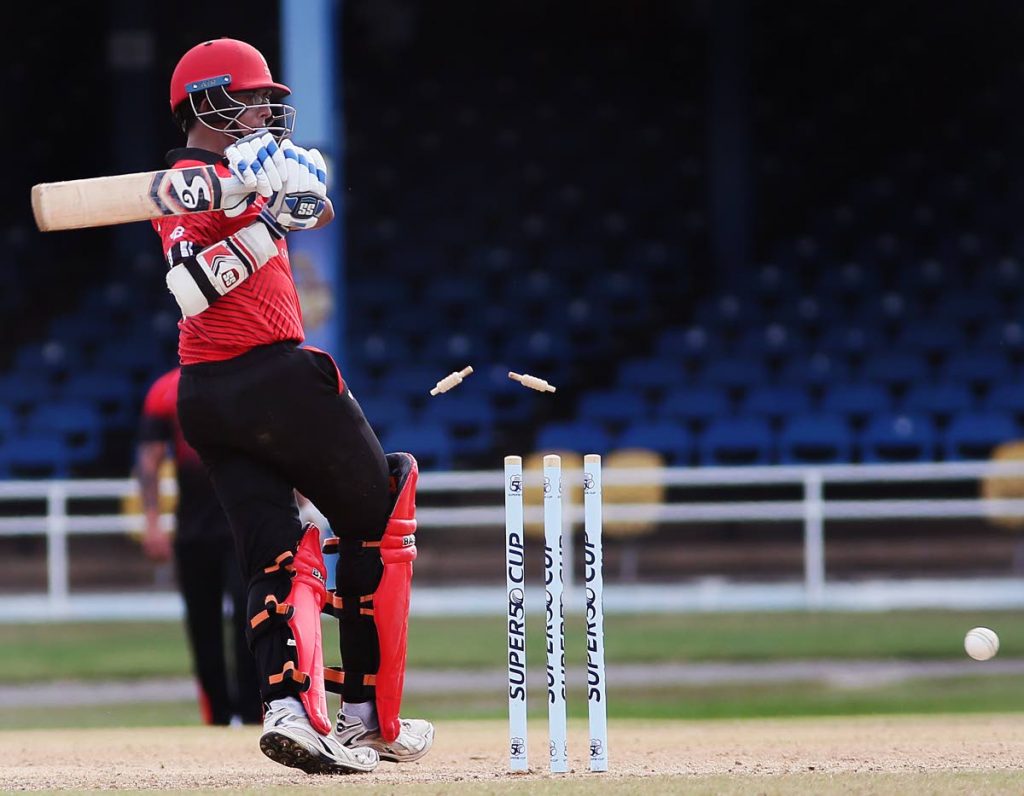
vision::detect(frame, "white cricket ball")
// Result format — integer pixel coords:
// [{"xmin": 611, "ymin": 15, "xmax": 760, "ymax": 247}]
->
[{"xmin": 964, "ymin": 627, "xmax": 1000, "ymax": 661}]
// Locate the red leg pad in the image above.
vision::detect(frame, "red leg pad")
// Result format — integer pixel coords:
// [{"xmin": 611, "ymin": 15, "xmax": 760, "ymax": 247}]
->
[
  {"xmin": 374, "ymin": 452, "xmax": 419, "ymax": 742},
  {"xmin": 287, "ymin": 523, "xmax": 331, "ymax": 735}
]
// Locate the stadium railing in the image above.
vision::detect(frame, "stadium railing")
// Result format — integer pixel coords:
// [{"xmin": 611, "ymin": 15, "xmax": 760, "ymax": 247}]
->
[{"xmin": 3, "ymin": 460, "xmax": 1024, "ymax": 621}]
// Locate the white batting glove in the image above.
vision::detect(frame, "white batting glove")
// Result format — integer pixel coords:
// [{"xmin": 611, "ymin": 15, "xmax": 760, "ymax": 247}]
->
[
  {"xmin": 223, "ymin": 131, "xmax": 287, "ymax": 217},
  {"xmin": 261, "ymin": 141, "xmax": 328, "ymax": 232}
]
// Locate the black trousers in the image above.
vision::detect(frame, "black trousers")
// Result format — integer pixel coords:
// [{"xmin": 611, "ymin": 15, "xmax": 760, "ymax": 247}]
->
[
  {"xmin": 178, "ymin": 342, "xmax": 390, "ymax": 573},
  {"xmin": 178, "ymin": 342, "xmax": 392, "ymax": 702},
  {"xmin": 175, "ymin": 535, "xmax": 262, "ymax": 725}
]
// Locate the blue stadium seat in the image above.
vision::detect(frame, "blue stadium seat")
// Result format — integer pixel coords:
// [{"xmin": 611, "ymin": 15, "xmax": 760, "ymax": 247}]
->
[
  {"xmin": 943, "ymin": 411, "xmax": 1020, "ymax": 461},
  {"xmin": 894, "ymin": 321, "xmax": 967, "ymax": 360},
  {"xmin": 0, "ymin": 404, "xmax": 17, "ymax": 445},
  {"xmin": 419, "ymin": 333, "xmax": 486, "ymax": 366},
  {"xmin": 60, "ymin": 371, "xmax": 138, "ymax": 425},
  {"xmin": 0, "ymin": 373, "xmax": 57, "ymax": 409},
  {"xmin": 354, "ymin": 333, "xmax": 414, "ymax": 371},
  {"xmin": 860, "ymin": 351, "xmax": 931, "ymax": 391},
  {"xmin": 94, "ymin": 338, "xmax": 174, "ymax": 383},
  {"xmin": 984, "ymin": 383, "xmax": 1024, "ymax": 424},
  {"xmin": 13, "ymin": 341, "xmax": 81, "ymax": 378},
  {"xmin": 778, "ymin": 414, "xmax": 854, "ymax": 464},
  {"xmin": 25, "ymin": 400, "xmax": 103, "ymax": 461},
  {"xmin": 656, "ymin": 326, "xmax": 725, "ymax": 370},
  {"xmin": 616, "ymin": 421, "xmax": 693, "ymax": 465},
  {"xmin": 659, "ymin": 385, "xmax": 730, "ymax": 428},
  {"xmin": 928, "ymin": 292, "xmax": 1000, "ymax": 328},
  {"xmin": 734, "ymin": 323, "xmax": 805, "ymax": 362},
  {"xmin": 901, "ymin": 382, "xmax": 974, "ymax": 425},
  {"xmin": 820, "ymin": 382, "xmax": 892, "ymax": 427},
  {"xmin": 353, "ymin": 392, "xmax": 413, "ymax": 437},
  {"xmin": 1, "ymin": 432, "xmax": 71, "ymax": 478},
  {"xmin": 535, "ymin": 420, "xmax": 613, "ymax": 455},
  {"xmin": 941, "ymin": 350, "xmax": 1014, "ymax": 392},
  {"xmin": 423, "ymin": 279, "xmax": 480, "ymax": 315},
  {"xmin": 860, "ymin": 412, "xmax": 938, "ymax": 463},
  {"xmin": 617, "ymin": 357, "xmax": 687, "ymax": 392},
  {"xmin": 977, "ymin": 257, "xmax": 1024, "ymax": 300},
  {"xmin": 816, "ymin": 261, "xmax": 880, "ymax": 303},
  {"xmin": 376, "ymin": 364, "xmax": 457, "ymax": 399},
  {"xmin": 816, "ymin": 324, "xmax": 885, "ymax": 359},
  {"xmin": 698, "ymin": 417, "xmax": 774, "ymax": 466},
  {"xmin": 498, "ymin": 330, "xmax": 573, "ymax": 370},
  {"xmin": 579, "ymin": 389, "xmax": 651, "ymax": 427},
  {"xmin": 974, "ymin": 320, "xmax": 1024, "ymax": 357},
  {"xmin": 778, "ymin": 353, "xmax": 852, "ymax": 388},
  {"xmin": 693, "ymin": 293, "xmax": 761, "ymax": 332},
  {"xmin": 380, "ymin": 424, "xmax": 454, "ymax": 471},
  {"xmin": 419, "ymin": 392, "xmax": 496, "ymax": 455},
  {"xmin": 740, "ymin": 385, "xmax": 813, "ymax": 425},
  {"xmin": 698, "ymin": 356, "xmax": 770, "ymax": 392}
]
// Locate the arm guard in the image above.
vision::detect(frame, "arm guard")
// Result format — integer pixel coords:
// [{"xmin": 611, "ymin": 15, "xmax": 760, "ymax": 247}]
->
[{"xmin": 165, "ymin": 218, "xmax": 282, "ymax": 318}]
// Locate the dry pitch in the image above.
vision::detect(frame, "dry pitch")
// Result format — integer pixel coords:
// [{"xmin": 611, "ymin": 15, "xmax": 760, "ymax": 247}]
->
[{"xmin": 2, "ymin": 715, "xmax": 1023, "ymax": 793}]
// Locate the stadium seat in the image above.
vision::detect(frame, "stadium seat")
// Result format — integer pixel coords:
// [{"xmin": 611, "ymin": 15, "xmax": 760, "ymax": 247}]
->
[
  {"xmin": 860, "ymin": 351, "xmax": 931, "ymax": 391},
  {"xmin": 655, "ymin": 326, "xmax": 725, "ymax": 371},
  {"xmin": 0, "ymin": 373, "xmax": 57, "ymax": 410},
  {"xmin": 734, "ymin": 323, "xmax": 805, "ymax": 362},
  {"xmin": 820, "ymin": 382, "xmax": 892, "ymax": 428},
  {"xmin": 13, "ymin": 340, "xmax": 80, "ymax": 379},
  {"xmin": 740, "ymin": 385, "xmax": 813, "ymax": 425},
  {"xmin": 860, "ymin": 412, "xmax": 938, "ymax": 463},
  {"xmin": 353, "ymin": 392, "xmax": 413, "ymax": 437},
  {"xmin": 535, "ymin": 420, "xmax": 613, "ymax": 456},
  {"xmin": 380, "ymin": 424, "xmax": 454, "ymax": 471},
  {"xmin": 984, "ymin": 383, "xmax": 1024, "ymax": 425},
  {"xmin": 817, "ymin": 323, "xmax": 886, "ymax": 360},
  {"xmin": 2, "ymin": 432, "xmax": 71, "ymax": 478},
  {"xmin": 974, "ymin": 320, "xmax": 1024, "ymax": 358},
  {"xmin": 698, "ymin": 417, "xmax": 774, "ymax": 466},
  {"xmin": 25, "ymin": 400, "xmax": 103, "ymax": 461},
  {"xmin": 941, "ymin": 349, "xmax": 1014, "ymax": 392},
  {"xmin": 778, "ymin": 413, "xmax": 855, "ymax": 464},
  {"xmin": 617, "ymin": 356, "xmax": 687, "ymax": 392},
  {"xmin": 579, "ymin": 389, "xmax": 651, "ymax": 427},
  {"xmin": 943, "ymin": 411, "xmax": 1020, "ymax": 461},
  {"xmin": 778, "ymin": 353, "xmax": 852, "ymax": 389},
  {"xmin": 928, "ymin": 291, "xmax": 1001, "ymax": 328},
  {"xmin": 901, "ymin": 382, "xmax": 974, "ymax": 425},
  {"xmin": 419, "ymin": 392, "xmax": 496, "ymax": 456},
  {"xmin": 0, "ymin": 404, "xmax": 17, "ymax": 445},
  {"xmin": 894, "ymin": 321, "xmax": 968, "ymax": 360},
  {"xmin": 659, "ymin": 385, "xmax": 730, "ymax": 429},
  {"xmin": 616, "ymin": 420, "xmax": 693, "ymax": 465},
  {"xmin": 60, "ymin": 371, "xmax": 138, "ymax": 426},
  {"xmin": 698, "ymin": 356, "xmax": 770, "ymax": 392}
]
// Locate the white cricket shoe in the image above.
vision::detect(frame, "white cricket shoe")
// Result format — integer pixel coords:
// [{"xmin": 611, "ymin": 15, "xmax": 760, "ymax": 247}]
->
[
  {"xmin": 334, "ymin": 710, "xmax": 435, "ymax": 763},
  {"xmin": 260, "ymin": 703, "xmax": 379, "ymax": 775}
]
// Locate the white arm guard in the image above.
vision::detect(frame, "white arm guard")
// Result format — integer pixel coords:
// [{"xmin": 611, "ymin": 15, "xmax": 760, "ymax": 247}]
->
[{"xmin": 166, "ymin": 220, "xmax": 281, "ymax": 318}]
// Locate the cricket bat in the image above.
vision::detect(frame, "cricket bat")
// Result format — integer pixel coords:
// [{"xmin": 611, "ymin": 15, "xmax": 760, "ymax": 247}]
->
[{"xmin": 31, "ymin": 165, "xmax": 250, "ymax": 232}]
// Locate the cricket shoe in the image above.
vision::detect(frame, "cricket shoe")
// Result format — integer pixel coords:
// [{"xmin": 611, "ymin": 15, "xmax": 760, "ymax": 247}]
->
[
  {"xmin": 260, "ymin": 703, "xmax": 379, "ymax": 775},
  {"xmin": 334, "ymin": 710, "xmax": 435, "ymax": 763}
]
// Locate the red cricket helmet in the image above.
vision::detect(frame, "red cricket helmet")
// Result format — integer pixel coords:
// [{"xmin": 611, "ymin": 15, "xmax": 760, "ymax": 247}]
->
[{"xmin": 169, "ymin": 38, "xmax": 291, "ymax": 112}]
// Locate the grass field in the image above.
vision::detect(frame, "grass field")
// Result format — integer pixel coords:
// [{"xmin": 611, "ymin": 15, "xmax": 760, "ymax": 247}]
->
[
  {"xmin": 2, "ymin": 610, "xmax": 1023, "ymax": 731},
  {"xmin": 3, "ymin": 609, "xmax": 1021, "ymax": 682}
]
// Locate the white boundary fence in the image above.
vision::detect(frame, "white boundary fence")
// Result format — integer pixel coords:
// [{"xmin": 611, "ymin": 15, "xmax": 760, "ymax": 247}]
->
[{"xmin": 3, "ymin": 460, "xmax": 1024, "ymax": 621}]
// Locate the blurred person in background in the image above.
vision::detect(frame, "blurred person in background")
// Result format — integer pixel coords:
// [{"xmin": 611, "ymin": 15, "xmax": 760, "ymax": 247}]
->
[
  {"xmin": 154, "ymin": 38, "xmax": 432, "ymax": 774},
  {"xmin": 137, "ymin": 366, "xmax": 262, "ymax": 727}
]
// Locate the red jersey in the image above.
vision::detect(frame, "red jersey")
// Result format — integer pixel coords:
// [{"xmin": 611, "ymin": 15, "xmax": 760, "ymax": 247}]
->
[
  {"xmin": 139, "ymin": 368, "xmax": 201, "ymax": 469},
  {"xmin": 152, "ymin": 148, "xmax": 304, "ymax": 365}
]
